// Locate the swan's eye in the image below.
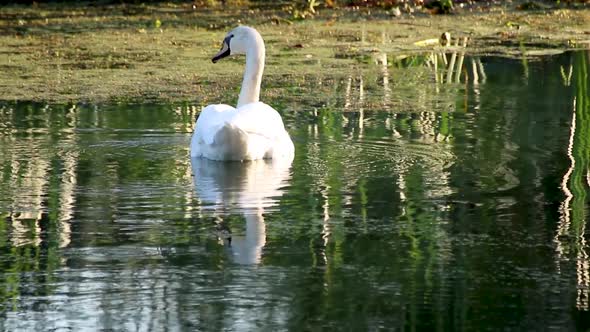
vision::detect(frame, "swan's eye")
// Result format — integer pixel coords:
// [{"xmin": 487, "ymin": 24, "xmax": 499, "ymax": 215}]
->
[{"xmin": 224, "ymin": 34, "xmax": 234, "ymax": 46}]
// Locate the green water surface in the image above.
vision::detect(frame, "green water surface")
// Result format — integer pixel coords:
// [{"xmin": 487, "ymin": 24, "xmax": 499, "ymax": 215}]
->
[{"xmin": 0, "ymin": 50, "xmax": 589, "ymax": 331}]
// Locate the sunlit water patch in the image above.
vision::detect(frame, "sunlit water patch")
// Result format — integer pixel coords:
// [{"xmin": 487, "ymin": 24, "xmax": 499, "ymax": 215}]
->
[{"xmin": 0, "ymin": 50, "xmax": 589, "ymax": 330}]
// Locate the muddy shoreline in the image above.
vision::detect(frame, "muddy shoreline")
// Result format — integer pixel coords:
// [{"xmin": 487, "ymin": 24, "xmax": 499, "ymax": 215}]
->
[{"xmin": 0, "ymin": 3, "xmax": 588, "ymax": 103}]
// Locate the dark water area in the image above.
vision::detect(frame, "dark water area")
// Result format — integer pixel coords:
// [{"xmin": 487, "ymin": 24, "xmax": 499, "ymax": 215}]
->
[{"xmin": 0, "ymin": 50, "xmax": 589, "ymax": 331}]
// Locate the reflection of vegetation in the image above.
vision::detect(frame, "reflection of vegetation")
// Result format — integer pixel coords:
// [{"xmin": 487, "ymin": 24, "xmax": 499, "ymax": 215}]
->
[
  {"xmin": 555, "ymin": 50, "xmax": 590, "ymax": 310},
  {"xmin": 0, "ymin": 101, "xmax": 198, "ymax": 314},
  {"xmin": 0, "ymin": 102, "xmax": 84, "ymax": 307},
  {"xmin": 519, "ymin": 41, "xmax": 530, "ymax": 79},
  {"xmin": 569, "ymin": 51, "xmax": 589, "ymax": 238},
  {"xmin": 262, "ymin": 57, "xmax": 458, "ymax": 328},
  {"xmin": 392, "ymin": 41, "xmax": 486, "ymax": 86}
]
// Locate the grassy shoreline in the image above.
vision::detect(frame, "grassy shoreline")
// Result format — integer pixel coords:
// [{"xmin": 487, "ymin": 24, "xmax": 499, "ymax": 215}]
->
[{"xmin": 0, "ymin": 3, "xmax": 588, "ymax": 103}]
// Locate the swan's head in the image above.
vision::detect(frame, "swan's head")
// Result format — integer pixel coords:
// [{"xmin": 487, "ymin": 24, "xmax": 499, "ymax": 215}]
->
[{"xmin": 211, "ymin": 26, "xmax": 263, "ymax": 63}]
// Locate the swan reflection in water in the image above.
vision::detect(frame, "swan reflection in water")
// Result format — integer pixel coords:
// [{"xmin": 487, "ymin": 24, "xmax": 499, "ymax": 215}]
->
[{"xmin": 191, "ymin": 157, "xmax": 293, "ymax": 264}]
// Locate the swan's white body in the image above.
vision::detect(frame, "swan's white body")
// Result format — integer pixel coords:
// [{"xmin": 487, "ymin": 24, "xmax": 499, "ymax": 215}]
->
[
  {"xmin": 191, "ymin": 102, "xmax": 294, "ymax": 160},
  {"xmin": 190, "ymin": 26, "xmax": 294, "ymax": 161}
]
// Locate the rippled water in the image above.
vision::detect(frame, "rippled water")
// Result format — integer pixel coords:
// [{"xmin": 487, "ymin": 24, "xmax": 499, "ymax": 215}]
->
[{"xmin": 1, "ymin": 50, "xmax": 589, "ymax": 331}]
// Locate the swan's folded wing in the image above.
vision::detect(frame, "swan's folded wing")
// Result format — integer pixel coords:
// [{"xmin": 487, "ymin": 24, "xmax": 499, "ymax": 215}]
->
[
  {"xmin": 230, "ymin": 102, "xmax": 286, "ymax": 139},
  {"xmin": 195, "ymin": 104, "xmax": 237, "ymax": 145}
]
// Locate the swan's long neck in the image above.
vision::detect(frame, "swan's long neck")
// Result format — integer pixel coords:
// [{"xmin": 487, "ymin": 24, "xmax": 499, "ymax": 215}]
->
[{"xmin": 237, "ymin": 35, "xmax": 265, "ymax": 108}]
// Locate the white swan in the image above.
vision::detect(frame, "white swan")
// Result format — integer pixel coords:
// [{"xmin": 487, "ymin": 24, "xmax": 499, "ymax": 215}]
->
[{"xmin": 190, "ymin": 26, "xmax": 294, "ymax": 161}]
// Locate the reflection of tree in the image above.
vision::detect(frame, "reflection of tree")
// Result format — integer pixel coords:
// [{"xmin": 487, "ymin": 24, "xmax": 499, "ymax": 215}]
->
[
  {"xmin": 0, "ymin": 103, "xmax": 79, "ymax": 312},
  {"xmin": 285, "ymin": 49, "xmax": 491, "ymax": 329},
  {"xmin": 0, "ymin": 102, "xmax": 197, "ymax": 320},
  {"xmin": 266, "ymin": 61, "xmax": 458, "ymax": 328},
  {"xmin": 555, "ymin": 50, "xmax": 590, "ymax": 310},
  {"xmin": 272, "ymin": 51, "xmax": 584, "ymax": 330}
]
